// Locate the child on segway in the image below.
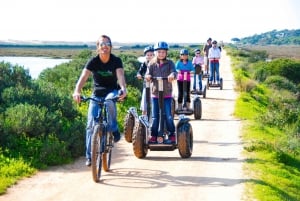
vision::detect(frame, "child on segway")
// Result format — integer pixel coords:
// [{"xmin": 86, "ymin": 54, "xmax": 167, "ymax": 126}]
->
[
  {"xmin": 191, "ymin": 49, "xmax": 204, "ymax": 93},
  {"xmin": 136, "ymin": 46, "xmax": 154, "ymax": 116},
  {"xmin": 176, "ymin": 49, "xmax": 194, "ymax": 111},
  {"xmin": 145, "ymin": 41, "xmax": 177, "ymax": 144}
]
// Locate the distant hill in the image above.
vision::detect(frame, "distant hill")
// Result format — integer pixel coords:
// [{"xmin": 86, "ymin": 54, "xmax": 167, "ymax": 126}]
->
[
  {"xmin": 231, "ymin": 29, "xmax": 300, "ymax": 45},
  {"xmin": 0, "ymin": 39, "xmax": 202, "ymax": 49}
]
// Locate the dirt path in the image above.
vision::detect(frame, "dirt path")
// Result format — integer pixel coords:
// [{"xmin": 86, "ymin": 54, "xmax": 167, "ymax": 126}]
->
[{"xmin": 0, "ymin": 50, "xmax": 246, "ymax": 201}]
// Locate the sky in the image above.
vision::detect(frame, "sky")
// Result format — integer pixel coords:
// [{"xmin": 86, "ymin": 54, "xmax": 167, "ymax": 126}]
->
[{"xmin": 1, "ymin": 0, "xmax": 300, "ymax": 44}]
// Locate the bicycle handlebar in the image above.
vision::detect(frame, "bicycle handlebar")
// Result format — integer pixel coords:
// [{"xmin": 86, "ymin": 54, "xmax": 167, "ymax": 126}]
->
[{"xmin": 80, "ymin": 91, "xmax": 125, "ymax": 104}]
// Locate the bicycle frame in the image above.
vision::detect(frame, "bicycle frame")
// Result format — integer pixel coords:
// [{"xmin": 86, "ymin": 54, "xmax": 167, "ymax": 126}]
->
[{"xmin": 81, "ymin": 95, "xmax": 120, "ymax": 183}]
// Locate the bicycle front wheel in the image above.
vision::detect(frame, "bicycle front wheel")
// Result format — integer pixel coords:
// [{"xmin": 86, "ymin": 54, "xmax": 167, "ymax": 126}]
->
[{"xmin": 91, "ymin": 124, "xmax": 103, "ymax": 183}]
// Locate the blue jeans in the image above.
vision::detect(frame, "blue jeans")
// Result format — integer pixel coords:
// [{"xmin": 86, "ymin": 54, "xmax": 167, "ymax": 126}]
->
[
  {"xmin": 193, "ymin": 73, "xmax": 203, "ymax": 90},
  {"xmin": 151, "ymin": 97, "xmax": 175, "ymax": 136},
  {"xmin": 85, "ymin": 90, "xmax": 118, "ymax": 159},
  {"xmin": 209, "ymin": 62, "xmax": 220, "ymax": 82}
]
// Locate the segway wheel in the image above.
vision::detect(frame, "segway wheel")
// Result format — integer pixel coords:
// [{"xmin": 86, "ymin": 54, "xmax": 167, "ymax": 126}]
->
[
  {"xmin": 124, "ymin": 113, "xmax": 134, "ymax": 143},
  {"xmin": 203, "ymin": 86, "xmax": 207, "ymax": 98},
  {"xmin": 177, "ymin": 122, "xmax": 193, "ymax": 158},
  {"xmin": 132, "ymin": 122, "xmax": 148, "ymax": 158},
  {"xmin": 193, "ymin": 98, "xmax": 202, "ymax": 120},
  {"xmin": 220, "ymin": 78, "xmax": 223, "ymax": 90}
]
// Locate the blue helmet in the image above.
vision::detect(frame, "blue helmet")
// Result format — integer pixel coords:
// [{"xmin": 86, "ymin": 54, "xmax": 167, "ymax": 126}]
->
[
  {"xmin": 154, "ymin": 41, "xmax": 169, "ymax": 51},
  {"xmin": 180, "ymin": 49, "xmax": 189, "ymax": 55},
  {"xmin": 143, "ymin": 45, "xmax": 154, "ymax": 55}
]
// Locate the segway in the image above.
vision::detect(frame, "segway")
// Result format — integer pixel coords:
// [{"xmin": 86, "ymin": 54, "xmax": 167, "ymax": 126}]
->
[
  {"xmin": 203, "ymin": 57, "xmax": 210, "ymax": 78},
  {"xmin": 207, "ymin": 60, "xmax": 223, "ymax": 90},
  {"xmin": 190, "ymin": 65, "xmax": 207, "ymax": 98},
  {"xmin": 132, "ymin": 77, "xmax": 193, "ymax": 158},
  {"xmin": 124, "ymin": 76, "xmax": 151, "ymax": 143},
  {"xmin": 174, "ymin": 72, "xmax": 202, "ymax": 120}
]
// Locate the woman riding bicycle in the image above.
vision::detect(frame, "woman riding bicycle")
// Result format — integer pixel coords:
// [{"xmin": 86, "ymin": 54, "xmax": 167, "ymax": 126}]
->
[{"xmin": 72, "ymin": 34, "xmax": 127, "ymax": 166}]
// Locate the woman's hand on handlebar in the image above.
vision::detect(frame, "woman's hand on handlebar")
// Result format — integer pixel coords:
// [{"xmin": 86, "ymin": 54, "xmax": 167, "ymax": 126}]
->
[
  {"xmin": 168, "ymin": 74, "xmax": 175, "ymax": 82},
  {"xmin": 118, "ymin": 89, "xmax": 127, "ymax": 101},
  {"xmin": 145, "ymin": 75, "xmax": 152, "ymax": 82},
  {"xmin": 72, "ymin": 92, "xmax": 81, "ymax": 104}
]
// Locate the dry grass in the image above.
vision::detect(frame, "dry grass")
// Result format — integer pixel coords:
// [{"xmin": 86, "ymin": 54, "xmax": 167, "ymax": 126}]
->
[
  {"xmin": 242, "ymin": 45, "xmax": 300, "ymax": 61},
  {"xmin": 0, "ymin": 47, "xmax": 143, "ymax": 59},
  {"xmin": 0, "ymin": 47, "xmax": 88, "ymax": 59},
  {"xmin": 1, "ymin": 45, "xmax": 299, "ymax": 61}
]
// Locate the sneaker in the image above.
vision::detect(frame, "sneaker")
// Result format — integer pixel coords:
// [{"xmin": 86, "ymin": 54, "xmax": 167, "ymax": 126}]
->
[
  {"xmin": 168, "ymin": 135, "xmax": 176, "ymax": 144},
  {"xmin": 113, "ymin": 130, "xmax": 121, "ymax": 143},
  {"xmin": 186, "ymin": 102, "xmax": 190, "ymax": 110},
  {"xmin": 85, "ymin": 158, "xmax": 91, "ymax": 166},
  {"xmin": 148, "ymin": 136, "xmax": 157, "ymax": 143}
]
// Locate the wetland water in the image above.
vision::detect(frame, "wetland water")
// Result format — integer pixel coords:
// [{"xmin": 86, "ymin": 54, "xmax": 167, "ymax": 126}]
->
[{"xmin": 0, "ymin": 56, "xmax": 71, "ymax": 79}]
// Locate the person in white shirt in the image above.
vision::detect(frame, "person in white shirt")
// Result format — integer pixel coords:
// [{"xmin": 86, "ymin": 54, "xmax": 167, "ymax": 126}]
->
[{"xmin": 208, "ymin": 40, "xmax": 221, "ymax": 84}]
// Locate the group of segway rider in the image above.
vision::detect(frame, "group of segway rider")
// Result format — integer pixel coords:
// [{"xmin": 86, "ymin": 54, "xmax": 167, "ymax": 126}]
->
[{"xmin": 124, "ymin": 38, "xmax": 222, "ymax": 158}]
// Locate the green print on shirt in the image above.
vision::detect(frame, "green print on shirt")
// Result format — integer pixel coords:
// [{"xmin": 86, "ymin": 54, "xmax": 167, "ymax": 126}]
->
[{"xmin": 97, "ymin": 70, "xmax": 113, "ymax": 77}]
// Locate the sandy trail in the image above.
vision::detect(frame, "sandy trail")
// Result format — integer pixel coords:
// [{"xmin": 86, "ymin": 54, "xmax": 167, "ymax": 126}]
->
[{"xmin": 0, "ymin": 50, "xmax": 246, "ymax": 201}]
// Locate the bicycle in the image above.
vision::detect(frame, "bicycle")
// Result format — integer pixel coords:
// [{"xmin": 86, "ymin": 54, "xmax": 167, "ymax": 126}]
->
[{"xmin": 81, "ymin": 92, "xmax": 123, "ymax": 183}]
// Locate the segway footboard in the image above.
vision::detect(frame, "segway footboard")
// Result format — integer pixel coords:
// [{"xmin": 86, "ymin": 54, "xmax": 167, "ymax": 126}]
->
[{"xmin": 148, "ymin": 144, "xmax": 177, "ymax": 151}]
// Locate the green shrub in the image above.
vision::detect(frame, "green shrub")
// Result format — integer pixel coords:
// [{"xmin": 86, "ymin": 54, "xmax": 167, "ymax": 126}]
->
[
  {"xmin": 264, "ymin": 75, "xmax": 298, "ymax": 92},
  {"xmin": 4, "ymin": 103, "xmax": 48, "ymax": 137},
  {"xmin": 0, "ymin": 148, "xmax": 36, "ymax": 195}
]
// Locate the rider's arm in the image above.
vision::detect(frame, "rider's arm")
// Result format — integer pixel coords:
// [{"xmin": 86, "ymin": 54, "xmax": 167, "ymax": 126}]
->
[
  {"xmin": 168, "ymin": 61, "xmax": 177, "ymax": 82},
  {"xmin": 73, "ymin": 68, "xmax": 91, "ymax": 103},
  {"xmin": 116, "ymin": 68, "xmax": 127, "ymax": 99},
  {"xmin": 137, "ymin": 63, "xmax": 146, "ymax": 79}
]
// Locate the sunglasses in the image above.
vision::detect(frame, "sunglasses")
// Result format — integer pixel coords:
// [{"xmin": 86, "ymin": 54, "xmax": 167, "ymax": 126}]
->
[
  {"xmin": 99, "ymin": 42, "xmax": 112, "ymax": 47},
  {"xmin": 196, "ymin": 52, "xmax": 200, "ymax": 54},
  {"xmin": 180, "ymin": 54, "xmax": 188, "ymax": 56}
]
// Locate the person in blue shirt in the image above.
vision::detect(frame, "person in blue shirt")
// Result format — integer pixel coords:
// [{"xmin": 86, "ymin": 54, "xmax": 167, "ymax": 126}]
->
[{"xmin": 175, "ymin": 49, "xmax": 194, "ymax": 110}]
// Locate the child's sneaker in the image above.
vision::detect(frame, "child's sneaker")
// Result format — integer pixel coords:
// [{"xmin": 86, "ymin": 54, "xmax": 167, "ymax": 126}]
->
[{"xmin": 148, "ymin": 136, "xmax": 157, "ymax": 143}]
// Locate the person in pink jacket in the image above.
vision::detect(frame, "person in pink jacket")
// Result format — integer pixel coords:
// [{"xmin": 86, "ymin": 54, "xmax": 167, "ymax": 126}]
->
[{"xmin": 191, "ymin": 49, "xmax": 204, "ymax": 92}]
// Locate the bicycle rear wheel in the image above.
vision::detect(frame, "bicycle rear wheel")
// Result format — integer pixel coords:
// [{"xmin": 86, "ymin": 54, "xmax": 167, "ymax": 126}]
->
[
  {"xmin": 91, "ymin": 124, "xmax": 103, "ymax": 182},
  {"xmin": 102, "ymin": 132, "xmax": 112, "ymax": 172}
]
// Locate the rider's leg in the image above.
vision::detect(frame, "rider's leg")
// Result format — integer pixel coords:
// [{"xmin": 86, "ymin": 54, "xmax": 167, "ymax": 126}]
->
[
  {"xmin": 150, "ymin": 98, "xmax": 159, "ymax": 138},
  {"xmin": 140, "ymin": 88, "xmax": 147, "ymax": 115},
  {"xmin": 204, "ymin": 56, "xmax": 208, "ymax": 74},
  {"xmin": 86, "ymin": 95, "xmax": 100, "ymax": 160},
  {"xmin": 209, "ymin": 61, "xmax": 214, "ymax": 83},
  {"xmin": 164, "ymin": 98, "xmax": 176, "ymax": 142},
  {"xmin": 193, "ymin": 73, "xmax": 196, "ymax": 90},
  {"xmin": 186, "ymin": 81, "xmax": 191, "ymax": 103},
  {"xmin": 105, "ymin": 90, "xmax": 119, "ymax": 132},
  {"xmin": 198, "ymin": 74, "xmax": 202, "ymax": 90},
  {"xmin": 177, "ymin": 81, "xmax": 183, "ymax": 109},
  {"xmin": 215, "ymin": 62, "xmax": 220, "ymax": 83}
]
